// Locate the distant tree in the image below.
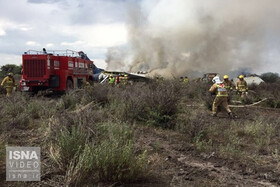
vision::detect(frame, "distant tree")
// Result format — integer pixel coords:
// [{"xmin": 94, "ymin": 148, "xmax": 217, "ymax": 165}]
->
[
  {"xmin": 260, "ymin": 72, "xmax": 279, "ymax": 83},
  {"xmin": 0, "ymin": 64, "xmax": 22, "ymax": 77}
]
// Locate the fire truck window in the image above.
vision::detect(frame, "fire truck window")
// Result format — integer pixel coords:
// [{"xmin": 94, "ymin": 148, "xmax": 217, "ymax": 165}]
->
[{"xmin": 79, "ymin": 62, "xmax": 84, "ymax": 68}]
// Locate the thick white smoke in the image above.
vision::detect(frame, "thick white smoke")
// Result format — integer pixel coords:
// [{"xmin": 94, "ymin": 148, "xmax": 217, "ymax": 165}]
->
[{"xmin": 106, "ymin": 0, "xmax": 280, "ymax": 77}]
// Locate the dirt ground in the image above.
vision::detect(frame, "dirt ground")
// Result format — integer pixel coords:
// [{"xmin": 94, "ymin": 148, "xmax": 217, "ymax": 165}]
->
[
  {"xmin": 133, "ymin": 107, "xmax": 280, "ymax": 187},
  {"xmin": 1, "ymin": 105, "xmax": 280, "ymax": 186},
  {"xmin": 134, "ymin": 127, "xmax": 279, "ymax": 186}
]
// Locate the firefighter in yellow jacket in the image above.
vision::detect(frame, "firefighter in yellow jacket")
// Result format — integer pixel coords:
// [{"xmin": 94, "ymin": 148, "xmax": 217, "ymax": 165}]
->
[
  {"xmin": 183, "ymin": 76, "xmax": 189, "ymax": 84},
  {"xmin": 236, "ymin": 75, "xmax": 248, "ymax": 98},
  {"xmin": 209, "ymin": 76, "xmax": 233, "ymax": 118},
  {"xmin": 108, "ymin": 74, "xmax": 115, "ymax": 86},
  {"xmin": 223, "ymin": 75, "xmax": 234, "ymax": 92},
  {"xmin": 1, "ymin": 73, "xmax": 16, "ymax": 97},
  {"xmin": 223, "ymin": 75, "xmax": 234, "ymax": 103}
]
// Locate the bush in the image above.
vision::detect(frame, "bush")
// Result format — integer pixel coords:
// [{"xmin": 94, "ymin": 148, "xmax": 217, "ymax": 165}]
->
[
  {"xmin": 189, "ymin": 116, "xmax": 278, "ymax": 160},
  {"xmin": 260, "ymin": 72, "xmax": 279, "ymax": 83},
  {"xmin": 82, "ymin": 84, "xmax": 111, "ymax": 105},
  {"xmin": 109, "ymin": 80, "xmax": 182, "ymax": 128},
  {"xmin": 25, "ymin": 101, "xmax": 42, "ymax": 119},
  {"xmin": 50, "ymin": 125, "xmax": 89, "ymax": 170},
  {"xmin": 60, "ymin": 93, "xmax": 81, "ymax": 110},
  {"xmin": 266, "ymin": 98, "xmax": 280, "ymax": 108},
  {"xmin": 243, "ymin": 121, "xmax": 274, "ymax": 152},
  {"xmin": 0, "ymin": 134, "xmax": 7, "ymax": 162},
  {"xmin": 176, "ymin": 108, "xmax": 210, "ymax": 140},
  {"xmin": 48, "ymin": 113, "xmax": 148, "ymax": 186}
]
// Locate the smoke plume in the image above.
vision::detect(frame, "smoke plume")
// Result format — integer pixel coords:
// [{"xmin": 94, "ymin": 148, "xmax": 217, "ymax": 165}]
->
[{"xmin": 106, "ymin": 0, "xmax": 280, "ymax": 77}]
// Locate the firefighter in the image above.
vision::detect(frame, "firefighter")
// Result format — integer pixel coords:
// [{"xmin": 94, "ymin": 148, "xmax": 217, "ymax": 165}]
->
[
  {"xmin": 83, "ymin": 81, "xmax": 91, "ymax": 89},
  {"xmin": 43, "ymin": 48, "xmax": 47, "ymax": 54},
  {"xmin": 1, "ymin": 73, "xmax": 16, "ymax": 97},
  {"xmin": 223, "ymin": 75, "xmax": 234, "ymax": 91},
  {"xmin": 180, "ymin": 77, "xmax": 184, "ymax": 82},
  {"xmin": 209, "ymin": 76, "xmax": 233, "ymax": 118},
  {"xmin": 78, "ymin": 51, "xmax": 90, "ymax": 60},
  {"xmin": 223, "ymin": 75, "xmax": 234, "ymax": 103},
  {"xmin": 115, "ymin": 74, "xmax": 120, "ymax": 85},
  {"xmin": 122, "ymin": 74, "xmax": 128, "ymax": 85},
  {"xmin": 108, "ymin": 74, "xmax": 115, "ymax": 86},
  {"xmin": 236, "ymin": 75, "xmax": 248, "ymax": 98},
  {"xmin": 183, "ymin": 76, "xmax": 189, "ymax": 84}
]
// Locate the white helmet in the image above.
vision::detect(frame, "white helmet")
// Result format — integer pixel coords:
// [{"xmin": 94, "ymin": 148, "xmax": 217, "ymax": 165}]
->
[{"xmin": 212, "ymin": 76, "xmax": 222, "ymax": 84}]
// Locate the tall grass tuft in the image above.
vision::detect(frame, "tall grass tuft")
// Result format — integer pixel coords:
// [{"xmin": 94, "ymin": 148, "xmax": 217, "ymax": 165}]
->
[{"xmin": 49, "ymin": 117, "xmax": 148, "ymax": 185}]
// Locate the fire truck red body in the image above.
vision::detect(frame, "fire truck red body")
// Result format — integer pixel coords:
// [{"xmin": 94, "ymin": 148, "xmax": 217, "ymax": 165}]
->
[{"xmin": 20, "ymin": 50, "xmax": 94, "ymax": 93}]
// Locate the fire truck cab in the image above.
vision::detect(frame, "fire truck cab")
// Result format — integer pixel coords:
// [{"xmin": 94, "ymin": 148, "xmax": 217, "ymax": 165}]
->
[{"xmin": 20, "ymin": 49, "xmax": 94, "ymax": 93}]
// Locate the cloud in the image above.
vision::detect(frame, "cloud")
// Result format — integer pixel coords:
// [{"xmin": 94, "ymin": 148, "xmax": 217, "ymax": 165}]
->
[
  {"xmin": 0, "ymin": 53, "xmax": 21, "ymax": 66},
  {"xmin": 26, "ymin": 41, "xmax": 41, "ymax": 46},
  {"xmin": 46, "ymin": 43, "xmax": 54, "ymax": 47},
  {"xmin": 69, "ymin": 0, "xmax": 127, "ymax": 24},
  {"xmin": 58, "ymin": 23, "xmax": 127, "ymax": 48},
  {"xmin": 0, "ymin": 29, "xmax": 5, "ymax": 36},
  {"xmin": 61, "ymin": 40, "xmax": 85, "ymax": 46},
  {"xmin": 27, "ymin": 0, "xmax": 65, "ymax": 4},
  {"xmin": 0, "ymin": 18, "xmax": 32, "ymax": 37},
  {"xmin": 0, "ymin": 0, "xmax": 128, "ymax": 65}
]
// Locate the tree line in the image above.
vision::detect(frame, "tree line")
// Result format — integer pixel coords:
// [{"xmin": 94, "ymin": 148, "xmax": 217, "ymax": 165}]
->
[{"xmin": 0, "ymin": 64, "xmax": 22, "ymax": 78}]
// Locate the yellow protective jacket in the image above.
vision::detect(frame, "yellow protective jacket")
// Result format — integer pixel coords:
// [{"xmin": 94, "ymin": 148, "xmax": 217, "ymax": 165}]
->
[
  {"xmin": 1, "ymin": 76, "xmax": 15, "ymax": 88},
  {"xmin": 222, "ymin": 80, "xmax": 234, "ymax": 91},
  {"xmin": 209, "ymin": 83, "xmax": 228, "ymax": 97},
  {"xmin": 108, "ymin": 77, "xmax": 115, "ymax": 84},
  {"xmin": 236, "ymin": 80, "xmax": 248, "ymax": 92}
]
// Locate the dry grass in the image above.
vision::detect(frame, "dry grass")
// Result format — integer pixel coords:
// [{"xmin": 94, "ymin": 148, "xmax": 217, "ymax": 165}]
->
[{"xmin": 1, "ymin": 78, "xmax": 280, "ymax": 186}]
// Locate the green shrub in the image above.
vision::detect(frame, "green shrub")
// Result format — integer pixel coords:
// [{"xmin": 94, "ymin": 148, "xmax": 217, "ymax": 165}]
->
[
  {"xmin": 50, "ymin": 125, "xmax": 89, "ymax": 170},
  {"xmin": 26, "ymin": 101, "xmax": 41, "ymax": 119},
  {"xmin": 91, "ymin": 138, "xmax": 147, "ymax": 182},
  {"xmin": 49, "ymin": 120, "xmax": 148, "ymax": 185},
  {"xmin": 260, "ymin": 72, "xmax": 279, "ymax": 83},
  {"xmin": 109, "ymin": 80, "xmax": 181, "ymax": 128},
  {"xmin": 0, "ymin": 134, "xmax": 7, "ymax": 162},
  {"xmin": 60, "ymin": 93, "xmax": 80, "ymax": 110},
  {"xmin": 82, "ymin": 84, "xmax": 110, "ymax": 105},
  {"xmin": 176, "ymin": 108, "xmax": 210, "ymax": 140},
  {"xmin": 265, "ymin": 98, "xmax": 280, "ymax": 108},
  {"xmin": 244, "ymin": 121, "xmax": 274, "ymax": 152}
]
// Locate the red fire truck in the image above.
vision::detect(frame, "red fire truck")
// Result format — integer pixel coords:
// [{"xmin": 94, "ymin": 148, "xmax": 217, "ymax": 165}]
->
[{"xmin": 20, "ymin": 49, "xmax": 94, "ymax": 93}]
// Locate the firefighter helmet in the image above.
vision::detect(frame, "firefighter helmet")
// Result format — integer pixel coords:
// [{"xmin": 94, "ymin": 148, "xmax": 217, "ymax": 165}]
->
[
  {"xmin": 8, "ymin": 73, "xmax": 13, "ymax": 76},
  {"xmin": 239, "ymin": 75, "xmax": 244, "ymax": 79},
  {"xmin": 212, "ymin": 76, "xmax": 221, "ymax": 84},
  {"xmin": 224, "ymin": 75, "xmax": 229, "ymax": 79}
]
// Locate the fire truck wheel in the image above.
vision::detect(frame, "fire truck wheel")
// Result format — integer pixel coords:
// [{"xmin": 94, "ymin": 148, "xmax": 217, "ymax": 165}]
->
[{"xmin": 66, "ymin": 79, "xmax": 73, "ymax": 90}]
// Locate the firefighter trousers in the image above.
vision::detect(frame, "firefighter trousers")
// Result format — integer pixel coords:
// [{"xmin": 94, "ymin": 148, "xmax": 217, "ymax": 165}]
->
[
  {"xmin": 212, "ymin": 96, "xmax": 231, "ymax": 115},
  {"xmin": 6, "ymin": 87, "xmax": 13, "ymax": 97}
]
